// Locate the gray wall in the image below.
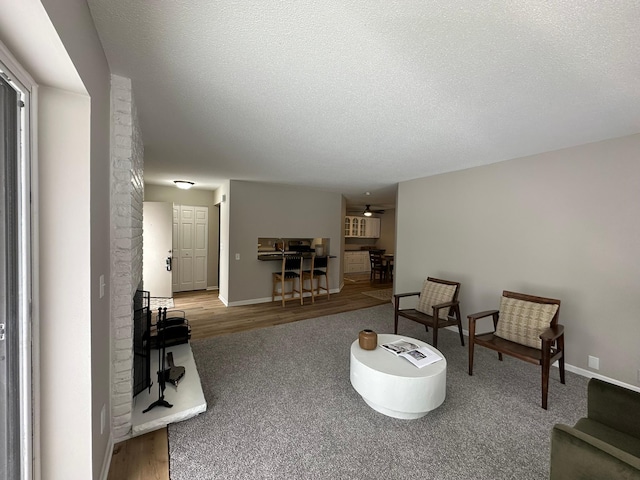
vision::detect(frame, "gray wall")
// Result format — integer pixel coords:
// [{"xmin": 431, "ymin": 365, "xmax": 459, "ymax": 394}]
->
[
  {"xmin": 395, "ymin": 134, "xmax": 640, "ymax": 387},
  {"xmin": 144, "ymin": 184, "xmax": 220, "ymax": 288},
  {"xmin": 376, "ymin": 209, "xmax": 397, "ymax": 254},
  {"xmin": 227, "ymin": 181, "xmax": 343, "ymax": 304}
]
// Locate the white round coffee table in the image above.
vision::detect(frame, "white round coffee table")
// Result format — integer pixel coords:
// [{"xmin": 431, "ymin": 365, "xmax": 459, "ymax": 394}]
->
[{"xmin": 350, "ymin": 334, "xmax": 446, "ymax": 419}]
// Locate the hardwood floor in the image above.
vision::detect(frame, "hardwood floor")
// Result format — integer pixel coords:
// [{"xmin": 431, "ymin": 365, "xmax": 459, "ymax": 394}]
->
[{"xmin": 107, "ymin": 273, "xmax": 391, "ymax": 480}]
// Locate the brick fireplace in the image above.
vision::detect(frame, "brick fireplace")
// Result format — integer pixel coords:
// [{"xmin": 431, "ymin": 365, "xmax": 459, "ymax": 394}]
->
[{"xmin": 110, "ymin": 74, "xmax": 144, "ymax": 441}]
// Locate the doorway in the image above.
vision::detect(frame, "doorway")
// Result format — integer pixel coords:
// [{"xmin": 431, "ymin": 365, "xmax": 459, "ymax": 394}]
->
[{"xmin": 142, "ymin": 201, "xmax": 173, "ymax": 298}]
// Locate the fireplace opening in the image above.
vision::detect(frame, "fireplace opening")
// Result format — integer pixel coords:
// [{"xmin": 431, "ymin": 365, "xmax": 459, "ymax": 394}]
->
[{"xmin": 133, "ymin": 289, "xmax": 152, "ymax": 397}]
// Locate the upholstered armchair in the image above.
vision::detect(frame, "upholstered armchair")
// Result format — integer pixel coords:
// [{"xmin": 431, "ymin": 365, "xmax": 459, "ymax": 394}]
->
[{"xmin": 550, "ymin": 379, "xmax": 640, "ymax": 479}]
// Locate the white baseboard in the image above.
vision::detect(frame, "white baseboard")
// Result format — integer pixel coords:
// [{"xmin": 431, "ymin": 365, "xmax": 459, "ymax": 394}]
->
[
  {"xmin": 206, "ymin": 286, "xmax": 219, "ymax": 291},
  {"xmin": 99, "ymin": 432, "xmax": 114, "ymax": 480},
  {"xmin": 227, "ymin": 288, "xmax": 341, "ymax": 307}
]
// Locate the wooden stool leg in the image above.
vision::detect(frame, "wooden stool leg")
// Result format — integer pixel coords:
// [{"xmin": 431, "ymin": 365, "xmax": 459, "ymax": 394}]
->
[
  {"xmin": 272, "ymin": 274, "xmax": 276, "ymax": 302},
  {"xmin": 310, "ymin": 274, "xmax": 315, "ymax": 304},
  {"xmin": 299, "ymin": 276, "xmax": 303, "ymax": 305}
]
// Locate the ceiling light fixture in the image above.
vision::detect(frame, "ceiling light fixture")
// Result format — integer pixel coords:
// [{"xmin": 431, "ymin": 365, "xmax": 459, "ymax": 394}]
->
[
  {"xmin": 363, "ymin": 205, "xmax": 373, "ymax": 217},
  {"xmin": 174, "ymin": 180, "xmax": 194, "ymax": 190}
]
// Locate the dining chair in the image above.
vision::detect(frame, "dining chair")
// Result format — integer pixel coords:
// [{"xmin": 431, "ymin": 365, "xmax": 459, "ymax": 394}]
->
[{"xmin": 369, "ymin": 250, "xmax": 386, "ymax": 283}]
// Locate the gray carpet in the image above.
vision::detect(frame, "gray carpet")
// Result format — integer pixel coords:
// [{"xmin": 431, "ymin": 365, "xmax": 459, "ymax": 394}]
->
[{"xmin": 168, "ymin": 304, "xmax": 588, "ymax": 479}]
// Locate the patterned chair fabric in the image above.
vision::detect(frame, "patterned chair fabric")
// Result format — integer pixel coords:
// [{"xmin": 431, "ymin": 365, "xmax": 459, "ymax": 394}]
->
[
  {"xmin": 495, "ymin": 296, "xmax": 559, "ymax": 348},
  {"xmin": 416, "ymin": 280, "xmax": 458, "ymax": 320}
]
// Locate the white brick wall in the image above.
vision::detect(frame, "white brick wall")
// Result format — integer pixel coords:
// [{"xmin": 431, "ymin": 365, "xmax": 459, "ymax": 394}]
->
[{"xmin": 110, "ymin": 75, "xmax": 144, "ymax": 441}]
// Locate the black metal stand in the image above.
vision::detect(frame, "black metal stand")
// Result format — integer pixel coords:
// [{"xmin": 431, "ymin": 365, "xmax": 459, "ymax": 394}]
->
[{"xmin": 143, "ymin": 307, "xmax": 173, "ymax": 413}]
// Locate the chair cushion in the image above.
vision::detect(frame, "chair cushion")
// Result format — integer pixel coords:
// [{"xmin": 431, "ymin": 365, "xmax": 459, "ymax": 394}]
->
[
  {"xmin": 416, "ymin": 280, "xmax": 457, "ymax": 320},
  {"xmin": 495, "ymin": 296, "xmax": 559, "ymax": 349}
]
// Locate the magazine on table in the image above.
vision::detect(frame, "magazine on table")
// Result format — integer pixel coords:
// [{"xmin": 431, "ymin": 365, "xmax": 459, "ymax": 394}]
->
[{"xmin": 380, "ymin": 339, "xmax": 443, "ymax": 368}]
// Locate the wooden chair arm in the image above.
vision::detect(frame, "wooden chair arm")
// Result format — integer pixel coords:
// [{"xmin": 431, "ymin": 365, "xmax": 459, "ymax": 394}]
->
[
  {"xmin": 432, "ymin": 300, "xmax": 459, "ymax": 310},
  {"xmin": 393, "ymin": 291, "xmax": 421, "ymax": 299},
  {"xmin": 540, "ymin": 324, "xmax": 564, "ymax": 342},
  {"xmin": 467, "ymin": 310, "xmax": 499, "ymax": 322}
]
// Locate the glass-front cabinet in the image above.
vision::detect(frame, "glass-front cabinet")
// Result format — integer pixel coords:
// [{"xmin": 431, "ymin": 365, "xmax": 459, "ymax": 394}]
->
[{"xmin": 344, "ymin": 216, "xmax": 380, "ymax": 238}]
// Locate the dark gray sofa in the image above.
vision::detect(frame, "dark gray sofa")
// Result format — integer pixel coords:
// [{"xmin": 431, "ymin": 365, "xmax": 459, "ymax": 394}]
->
[{"xmin": 550, "ymin": 378, "xmax": 640, "ymax": 479}]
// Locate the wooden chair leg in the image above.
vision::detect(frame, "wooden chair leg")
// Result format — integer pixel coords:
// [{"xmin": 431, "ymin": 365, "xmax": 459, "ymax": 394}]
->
[
  {"xmin": 542, "ymin": 341, "xmax": 552, "ymax": 410},
  {"xmin": 542, "ymin": 368, "xmax": 550, "ymax": 410},
  {"xmin": 455, "ymin": 307, "xmax": 465, "ymax": 346},
  {"xmin": 432, "ymin": 320, "xmax": 439, "ymax": 349},
  {"xmin": 393, "ymin": 297, "xmax": 400, "ymax": 334},
  {"xmin": 468, "ymin": 318, "xmax": 475, "ymax": 375},
  {"xmin": 558, "ymin": 335, "xmax": 566, "ymax": 384}
]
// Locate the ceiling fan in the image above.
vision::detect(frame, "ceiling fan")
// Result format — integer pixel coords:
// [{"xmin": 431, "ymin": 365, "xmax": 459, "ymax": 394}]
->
[{"xmin": 363, "ymin": 204, "xmax": 385, "ymax": 217}]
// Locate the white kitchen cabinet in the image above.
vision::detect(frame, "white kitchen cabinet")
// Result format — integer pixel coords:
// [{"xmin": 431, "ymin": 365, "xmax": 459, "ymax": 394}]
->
[
  {"xmin": 344, "ymin": 216, "xmax": 381, "ymax": 238},
  {"xmin": 344, "ymin": 251, "xmax": 371, "ymax": 273},
  {"xmin": 365, "ymin": 218, "xmax": 380, "ymax": 238}
]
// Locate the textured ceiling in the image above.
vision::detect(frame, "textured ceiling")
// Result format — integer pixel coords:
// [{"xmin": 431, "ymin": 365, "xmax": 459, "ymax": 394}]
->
[{"xmin": 87, "ymin": 1, "xmax": 640, "ymax": 209}]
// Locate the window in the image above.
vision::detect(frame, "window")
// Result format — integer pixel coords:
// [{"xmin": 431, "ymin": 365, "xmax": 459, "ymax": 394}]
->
[{"xmin": 1, "ymin": 51, "xmax": 34, "ymax": 480}]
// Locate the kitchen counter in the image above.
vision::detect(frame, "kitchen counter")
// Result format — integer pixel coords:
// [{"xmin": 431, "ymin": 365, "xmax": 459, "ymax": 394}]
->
[{"xmin": 258, "ymin": 253, "xmax": 336, "ymax": 261}]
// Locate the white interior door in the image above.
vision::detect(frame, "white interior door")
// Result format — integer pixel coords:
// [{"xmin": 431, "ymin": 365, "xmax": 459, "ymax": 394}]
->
[
  {"xmin": 143, "ymin": 202, "xmax": 173, "ymax": 297},
  {"xmin": 173, "ymin": 204, "xmax": 208, "ymax": 292}
]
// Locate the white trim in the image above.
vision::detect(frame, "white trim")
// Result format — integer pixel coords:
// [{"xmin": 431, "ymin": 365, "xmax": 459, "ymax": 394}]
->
[
  {"xmin": 206, "ymin": 286, "xmax": 219, "ymax": 291},
  {"xmin": 226, "ymin": 288, "xmax": 340, "ymax": 307},
  {"xmin": 563, "ymin": 365, "xmax": 640, "ymax": 394},
  {"xmin": 98, "ymin": 433, "xmax": 114, "ymax": 480}
]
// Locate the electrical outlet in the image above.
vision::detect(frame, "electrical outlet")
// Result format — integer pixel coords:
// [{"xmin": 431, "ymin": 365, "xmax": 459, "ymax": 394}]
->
[
  {"xmin": 588, "ymin": 355, "xmax": 599, "ymax": 370},
  {"xmin": 235, "ymin": 253, "xmax": 240, "ymax": 260}
]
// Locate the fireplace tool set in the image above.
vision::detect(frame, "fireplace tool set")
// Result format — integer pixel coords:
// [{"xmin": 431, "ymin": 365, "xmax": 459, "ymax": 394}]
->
[{"xmin": 143, "ymin": 307, "xmax": 189, "ymax": 413}]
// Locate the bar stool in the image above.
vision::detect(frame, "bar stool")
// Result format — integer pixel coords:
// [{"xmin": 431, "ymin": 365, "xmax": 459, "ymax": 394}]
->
[
  {"xmin": 301, "ymin": 255, "xmax": 330, "ymax": 303},
  {"xmin": 272, "ymin": 255, "xmax": 303, "ymax": 307}
]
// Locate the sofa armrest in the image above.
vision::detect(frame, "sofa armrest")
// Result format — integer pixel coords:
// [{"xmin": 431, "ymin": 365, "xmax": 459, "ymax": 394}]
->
[
  {"xmin": 588, "ymin": 379, "xmax": 640, "ymax": 439},
  {"xmin": 550, "ymin": 424, "xmax": 640, "ymax": 480}
]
